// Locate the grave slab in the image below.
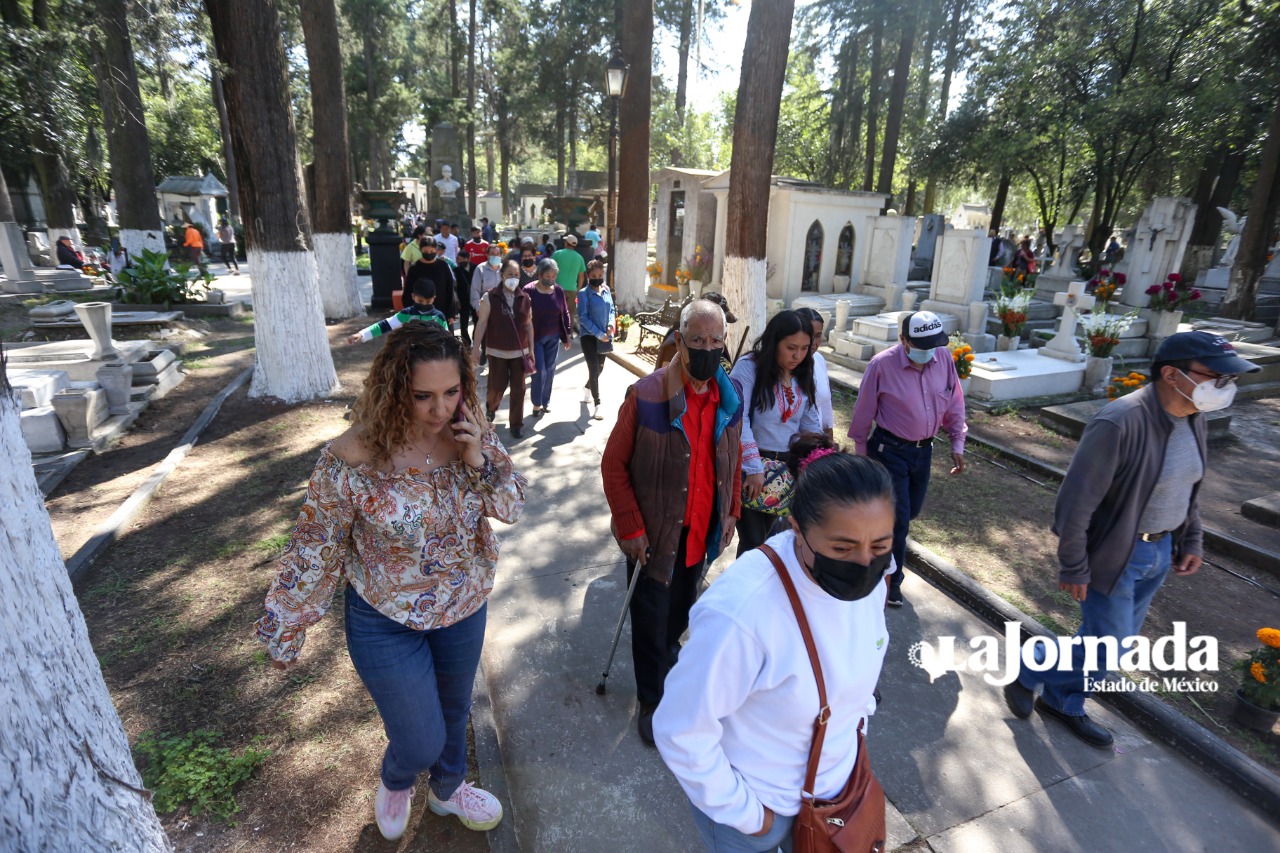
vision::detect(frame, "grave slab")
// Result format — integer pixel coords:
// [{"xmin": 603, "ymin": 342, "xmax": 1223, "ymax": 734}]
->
[
  {"xmin": 792, "ymin": 293, "xmax": 886, "ymax": 322},
  {"xmin": 9, "ymin": 369, "xmax": 69, "ymax": 409},
  {"xmin": 1039, "ymin": 398, "xmax": 1233, "ymax": 441},
  {"xmin": 966, "ymin": 349, "xmax": 1085, "ymax": 401},
  {"xmin": 30, "ymin": 309, "xmax": 184, "ymax": 328},
  {"xmin": 5, "ymin": 339, "xmax": 152, "ymax": 381},
  {"xmin": 19, "ymin": 405, "xmax": 66, "ymax": 454},
  {"xmin": 1242, "ymin": 493, "xmax": 1280, "ymax": 529}
]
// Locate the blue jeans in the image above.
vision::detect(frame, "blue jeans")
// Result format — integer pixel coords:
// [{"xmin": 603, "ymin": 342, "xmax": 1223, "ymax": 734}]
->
[
  {"xmin": 344, "ymin": 587, "xmax": 486, "ymax": 798},
  {"xmin": 867, "ymin": 431, "xmax": 932, "ymax": 594},
  {"xmin": 689, "ymin": 802, "xmax": 795, "ymax": 853},
  {"xmin": 1019, "ymin": 535, "xmax": 1173, "ymax": 715},
  {"xmin": 530, "ymin": 334, "xmax": 561, "ymax": 408}
]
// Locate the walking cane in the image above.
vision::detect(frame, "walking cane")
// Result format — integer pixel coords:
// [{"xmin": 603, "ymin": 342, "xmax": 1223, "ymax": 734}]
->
[
  {"xmin": 732, "ymin": 325, "xmax": 751, "ymax": 366},
  {"xmin": 595, "ymin": 547, "xmax": 652, "ymax": 695}
]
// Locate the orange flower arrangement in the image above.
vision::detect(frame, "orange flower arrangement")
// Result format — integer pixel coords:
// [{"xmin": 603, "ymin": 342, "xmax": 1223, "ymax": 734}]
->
[
  {"xmin": 1236, "ymin": 626, "xmax": 1280, "ymax": 711},
  {"xmin": 1107, "ymin": 372, "xmax": 1146, "ymax": 400},
  {"xmin": 948, "ymin": 334, "xmax": 975, "ymax": 380}
]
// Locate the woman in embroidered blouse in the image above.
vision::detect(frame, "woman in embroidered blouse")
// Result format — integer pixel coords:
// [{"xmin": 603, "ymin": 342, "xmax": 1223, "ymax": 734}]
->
[
  {"xmin": 728, "ymin": 309, "xmax": 822, "ymax": 556},
  {"xmin": 256, "ymin": 322, "xmax": 526, "ymax": 842}
]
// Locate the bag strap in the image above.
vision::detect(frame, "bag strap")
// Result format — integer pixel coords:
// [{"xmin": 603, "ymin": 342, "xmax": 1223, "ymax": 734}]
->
[{"xmin": 759, "ymin": 544, "xmax": 828, "ymax": 799}]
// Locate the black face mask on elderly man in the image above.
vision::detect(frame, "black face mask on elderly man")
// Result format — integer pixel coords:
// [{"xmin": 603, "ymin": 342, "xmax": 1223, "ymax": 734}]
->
[{"xmin": 683, "ymin": 344, "xmax": 723, "ymax": 383}]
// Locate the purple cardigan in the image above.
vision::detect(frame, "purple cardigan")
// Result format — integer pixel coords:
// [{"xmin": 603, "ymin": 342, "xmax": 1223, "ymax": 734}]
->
[{"xmin": 524, "ymin": 282, "xmax": 571, "ymax": 343}]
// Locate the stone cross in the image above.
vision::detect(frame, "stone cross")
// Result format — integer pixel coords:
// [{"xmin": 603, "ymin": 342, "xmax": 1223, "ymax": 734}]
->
[{"xmin": 1040, "ymin": 281, "xmax": 1094, "ymax": 362}]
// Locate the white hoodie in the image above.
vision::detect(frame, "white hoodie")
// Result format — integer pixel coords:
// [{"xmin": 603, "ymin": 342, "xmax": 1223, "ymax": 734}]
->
[{"xmin": 653, "ymin": 530, "xmax": 890, "ymax": 835}]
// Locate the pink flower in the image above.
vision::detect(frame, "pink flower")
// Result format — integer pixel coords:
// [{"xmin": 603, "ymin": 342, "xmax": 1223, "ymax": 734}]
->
[
  {"xmin": 1167, "ymin": 273, "xmax": 1182, "ymax": 284},
  {"xmin": 1163, "ymin": 280, "xmax": 1176, "ymax": 291},
  {"xmin": 1190, "ymin": 289, "xmax": 1202, "ymax": 300},
  {"xmin": 1116, "ymin": 273, "xmax": 1127, "ymax": 284},
  {"xmin": 1145, "ymin": 285, "xmax": 1161, "ymax": 295}
]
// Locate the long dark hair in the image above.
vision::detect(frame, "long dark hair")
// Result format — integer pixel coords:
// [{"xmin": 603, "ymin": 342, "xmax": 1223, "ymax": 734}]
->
[
  {"xmin": 791, "ymin": 452, "xmax": 895, "ymax": 532},
  {"xmin": 748, "ymin": 309, "xmax": 816, "ymax": 416}
]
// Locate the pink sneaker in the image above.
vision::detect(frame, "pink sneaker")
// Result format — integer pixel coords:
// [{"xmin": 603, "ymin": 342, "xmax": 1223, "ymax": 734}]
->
[
  {"xmin": 427, "ymin": 780, "xmax": 503, "ymax": 831},
  {"xmin": 374, "ymin": 782, "xmax": 414, "ymax": 841}
]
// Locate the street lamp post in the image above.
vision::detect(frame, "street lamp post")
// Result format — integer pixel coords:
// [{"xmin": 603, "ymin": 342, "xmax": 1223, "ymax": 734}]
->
[{"xmin": 605, "ymin": 50, "xmax": 629, "ymax": 293}]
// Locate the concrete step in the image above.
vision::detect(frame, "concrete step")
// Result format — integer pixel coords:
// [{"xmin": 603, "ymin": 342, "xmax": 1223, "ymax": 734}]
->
[{"xmin": 1242, "ymin": 493, "xmax": 1280, "ymax": 529}]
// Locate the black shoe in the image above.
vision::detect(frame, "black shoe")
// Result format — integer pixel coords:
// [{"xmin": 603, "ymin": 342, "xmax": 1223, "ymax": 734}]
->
[
  {"xmin": 1035, "ymin": 698, "xmax": 1114, "ymax": 748},
  {"xmin": 886, "ymin": 588, "xmax": 904, "ymax": 607},
  {"xmin": 510, "ymin": 426, "xmax": 523, "ymax": 440},
  {"xmin": 1004, "ymin": 680, "xmax": 1034, "ymax": 719},
  {"xmin": 638, "ymin": 704, "xmax": 656, "ymax": 748}
]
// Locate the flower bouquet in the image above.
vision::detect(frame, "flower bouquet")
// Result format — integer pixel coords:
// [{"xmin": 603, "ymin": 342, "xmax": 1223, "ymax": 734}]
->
[
  {"xmin": 1233, "ymin": 627, "xmax": 1280, "ymax": 732},
  {"xmin": 1076, "ymin": 310, "xmax": 1135, "ymax": 358},
  {"xmin": 1106, "ymin": 372, "xmax": 1146, "ymax": 401},
  {"xmin": 992, "ymin": 289, "xmax": 1033, "ymax": 338},
  {"xmin": 684, "ymin": 245, "xmax": 712, "ymax": 282},
  {"xmin": 1088, "ymin": 269, "xmax": 1125, "ymax": 304},
  {"xmin": 1145, "ymin": 273, "xmax": 1201, "ymax": 312},
  {"xmin": 645, "ymin": 260, "xmax": 663, "ymax": 282},
  {"xmin": 999, "ymin": 267, "xmax": 1037, "ymax": 297},
  {"xmin": 948, "ymin": 333, "xmax": 975, "ymax": 380}
]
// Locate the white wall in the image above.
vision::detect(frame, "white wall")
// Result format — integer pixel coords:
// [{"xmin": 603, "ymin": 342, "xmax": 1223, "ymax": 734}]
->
[{"xmin": 769, "ymin": 189, "xmax": 884, "ymax": 305}]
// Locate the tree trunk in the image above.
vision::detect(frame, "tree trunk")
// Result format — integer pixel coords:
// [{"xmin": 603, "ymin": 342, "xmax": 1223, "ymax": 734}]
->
[
  {"xmin": 299, "ymin": 0, "xmax": 363, "ymax": 319},
  {"xmin": 555, "ymin": 104, "xmax": 566, "ymax": 196},
  {"xmin": 862, "ymin": 12, "xmax": 883, "ymax": 192},
  {"xmin": 723, "ymin": 0, "xmax": 794, "ymax": 353},
  {"xmin": 1223, "ymin": 101, "xmax": 1280, "ymax": 320},
  {"xmin": 0, "ymin": 370, "xmax": 170, "ymax": 851},
  {"xmin": 675, "ymin": 0, "xmax": 693, "ymax": 127},
  {"xmin": 466, "ymin": 0, "xmax": 477, "ymax": 215},
  {"xmin": 990, "ymin": 172, "xmax": 1011, "ymax": 233},
  {"xmin": 0, "ymin": 165, "xmax": 14, "ymax": 221},
  {"xmin": 875, "ymin": 12, "xmax": 917, "ymax": 203},
  {"xmin": 210, "ymin": 65, "xmax": 241, "ymax": 221},
  {"xmin": 93, "ymin": 0, "xmax": 165, "ymax": 257},
  {"xmin": 568, "ymin": 87, "xmax": 579, "ymax": 192},
  {"xmin": 615, "ymin": 0, "xmax": 654, "ymax": 312},
  {"xmin": 206, "ymin": 0, "xmax": 339, "ymax": 402},
  {"xmin": 922, "ymin": 0, "xmax": 965, "ymax": 214},
  {"xmin": 362, "ymin": 28, "xmax": 387, "ymax": 189}
]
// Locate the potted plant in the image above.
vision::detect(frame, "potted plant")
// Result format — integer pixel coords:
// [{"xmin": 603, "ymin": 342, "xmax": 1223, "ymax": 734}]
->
[
  {"xmin": 1233, "ymin": 627, "xmax": 1280, "ymax": 735},
  {"xmin": 674, "ymin": 266, "xmax": 691, "ymax": 300},
  {"xmin": 948, "ymin": 333, "xmax": 975, "ymax": 393},
  {"xmin": 1087, "ymin": 269, "xmax": 1124, "ymax": 306},
  {"xmin": 1144, "ymin": 273, "xmax": 1201, "ymax": 338},
  {"xmin": 117, "ymin": 248, "xmax": 212, "ymax": 307},
  {"xmin": 645, "ymin": 260, "xmax": 663, "ymax": 286},
  {"xmin": 1076, "ymin": 310, "xmax": 1135, "ymax": 395},
  {"xmin": 992, "ymin": 289, "xmax": 1032, "ymax": 350},
  {"xmin": 615, "ymin": 314, "xmax": 635, "ymax": 342}
]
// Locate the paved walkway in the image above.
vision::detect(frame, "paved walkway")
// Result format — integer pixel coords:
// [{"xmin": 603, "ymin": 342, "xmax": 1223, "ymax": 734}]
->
[{"xmin": 476, "ymin": 340, "xmax": 1279, "ymax": 853}]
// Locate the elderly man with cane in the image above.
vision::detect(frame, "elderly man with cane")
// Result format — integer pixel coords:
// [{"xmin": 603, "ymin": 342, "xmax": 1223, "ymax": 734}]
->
[{"xmin": 600, "ymin": 298, "xmax": 744, "ymax": 746}]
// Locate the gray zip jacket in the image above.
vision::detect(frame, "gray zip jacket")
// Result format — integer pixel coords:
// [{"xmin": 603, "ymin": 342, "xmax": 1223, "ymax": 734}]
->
[{"xmin": 1053, "ymin": 384, "xmax": 1205, "ymax": 595}]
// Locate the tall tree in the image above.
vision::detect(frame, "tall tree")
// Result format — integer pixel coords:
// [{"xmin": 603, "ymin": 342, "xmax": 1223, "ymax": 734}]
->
[
  {"xmin": 299, "ymin": 0, "xmax": 364, "ymax": 319},
  {"xmin": 875, "ymin": 4, "xmax": 918, "ymax": 202},
  {"xmin": 861, "ymin": 9, "xmax": 883, "ymax": 192},
  {"xmin": 722, "ymin": 0, "xmax": 795, "ymax": 352},
  {"xmin": 0, "ymin": 350, "xmax": 170, "ymax": 850},
  {"xmin": 614, "ymin": 0, "xmax": 654, "ymax": 312},
  {"xmin": 921, "ymin": 0, "xmax": 966, "ymax": 214},
  {"xmin": 1222, "ymin": 98, "xmax": 1280, "ymax": 320},
  {"xmin": 206, "ymin": 0, "xmax": 339, "ymax": 402},
  {"xmin": 92, "ymin": 0, "xmax": 166, "ymax": 257},
  {"xmin": 210, "ymin": 64, "xmax": 241, "ymax": 221},
  {"xmin": 466, "ymin": 0, "xmax": 477, "ymax": 212}
]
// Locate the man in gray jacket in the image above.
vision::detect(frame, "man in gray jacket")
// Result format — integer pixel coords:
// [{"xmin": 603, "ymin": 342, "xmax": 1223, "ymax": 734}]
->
[{"xmin": 1004, "ymin": 332, "xmax": 1258, "ymax": 748}]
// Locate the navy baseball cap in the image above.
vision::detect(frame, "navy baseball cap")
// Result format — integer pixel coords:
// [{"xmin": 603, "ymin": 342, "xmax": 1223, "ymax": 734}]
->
[
  {"xmin": 1153, "ymin": 331, "xmax": 1259, "ymax": 374},
  {"xmin": 902, "ymin": 311, "xmax": 949, "ymax": 348}
]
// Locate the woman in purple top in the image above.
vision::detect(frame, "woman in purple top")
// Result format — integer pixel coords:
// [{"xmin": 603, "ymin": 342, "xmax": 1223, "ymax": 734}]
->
[{"xmin": 524, "ymin": 258, "xmax": 572, "ymax": 415}]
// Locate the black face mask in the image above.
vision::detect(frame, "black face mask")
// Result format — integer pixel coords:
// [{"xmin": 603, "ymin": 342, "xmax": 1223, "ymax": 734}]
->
[
  {"xmin": 684, "ymin": 346, "xmax": 723, "ymax": 382},
  {"xmin": 801, "ymin": 531, "xmax": 892, "ymax": 601},
  {"xmin": 424, "ymin": 252, "xmax": 437, "ymax": 261},
  {"xmin": 522, "ymin": 260, "xmax": 535, "ymax": 268},
  {"xmin": 588, "ymin": 278, "xmax": 603, "ymax": 288}
]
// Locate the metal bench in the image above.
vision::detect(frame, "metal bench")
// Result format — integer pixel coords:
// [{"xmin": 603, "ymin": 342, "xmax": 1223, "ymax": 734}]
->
[{"xmin": 634, "ymin": 298, "xmax": 683, "ymax": 350}]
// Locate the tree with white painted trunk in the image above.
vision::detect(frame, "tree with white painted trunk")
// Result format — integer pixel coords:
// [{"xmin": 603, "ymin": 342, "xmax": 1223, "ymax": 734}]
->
[
  {"xmin": 91, "ymin": 0, "xmax": 167, "ymax": 258},
  {"xmin": 299, "ymin": 0, "xmax": 364, "ymax": 320},
  {"xmin": 0, "ymin": 359, "xmax": 170, "ymax": 851},
  {"xmin": 206, "ymin": 0, "xmax": 339, "ymax": 402},
  {"xmin": 721, "ymin": 0, "xmax": 795, "ymax": 356},
  {"xmin": 614, "ymin": 0, "xmax": 654, "ymax": 314}
]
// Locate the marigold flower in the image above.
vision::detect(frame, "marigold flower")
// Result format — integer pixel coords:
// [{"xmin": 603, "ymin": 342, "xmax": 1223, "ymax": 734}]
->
[
  {"xmin": 1251, "ymin": 661, "xmax": 1267, "ymax": 683},
  {"xmin": 965, "ymin": 354, "xmax": 975, "ymax": 362},
  {"xmin": 1258, "ymin": 627, "xmax": 1280, "ymax": 648}
]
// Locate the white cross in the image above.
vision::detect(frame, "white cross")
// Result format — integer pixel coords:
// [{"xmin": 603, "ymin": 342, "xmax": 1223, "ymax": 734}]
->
[{"xmin": 1041, "ymin": 281, "xmax": 1095, "ymax": 362}]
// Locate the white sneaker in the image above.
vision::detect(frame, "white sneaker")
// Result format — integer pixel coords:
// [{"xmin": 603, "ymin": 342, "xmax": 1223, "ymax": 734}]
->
[
  {"xmin": 427, "ymin": 780, "xmax": 503, "ymax": 831},
  {"xmin": 591, "ymin": 404, "xmax": 602, "ymax": 420},
  {"xmin": 583, "ymin": 386, "xmax": 592, "ymax": 404},
  {"xmin": 375, "ymin": 782, "xmax": 414, "ymax": 841}
]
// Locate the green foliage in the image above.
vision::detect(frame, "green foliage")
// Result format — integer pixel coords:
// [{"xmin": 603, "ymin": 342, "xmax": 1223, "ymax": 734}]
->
[
  {"xmin": 773, "ymin": 48, "xmax": 831, "ymax": 182},
  {"xmin": 143, "ymin": 77, "xmax": 223, "ymax": 182},
  {"xmin": 118, "ymin": 249, "xmax": 212, "ymax": 305},
  {"xmin": 650, "ymin": 78, "xmax": 723, "ymax": 170},
  {"xmin": 134, "ymin": 730, "xmax": 271, "ymax": 820}
]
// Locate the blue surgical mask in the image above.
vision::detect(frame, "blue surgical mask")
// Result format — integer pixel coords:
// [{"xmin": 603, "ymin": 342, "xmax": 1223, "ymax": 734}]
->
[
  {"xmin": 488, "ymin": 257, "xmax": 501, "ymax": 268},
  {"xmin": 907, "ymin": 346, "xmax": 935, "ymax": 364}
]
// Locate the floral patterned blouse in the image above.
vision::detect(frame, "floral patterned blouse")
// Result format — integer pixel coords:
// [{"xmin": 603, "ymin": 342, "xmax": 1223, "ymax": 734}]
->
[{"xmin": 256, "ymin": 428, "xmax": 527, "ymax": 662}]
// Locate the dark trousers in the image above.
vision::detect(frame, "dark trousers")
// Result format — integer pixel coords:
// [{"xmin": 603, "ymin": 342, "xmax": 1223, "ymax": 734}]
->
[
  {"xmin": 627, "ymin": 532, "xmax": 703, "ymax": 707},
  {"xmin": 735, "ymin": 507, "xmax": 777, "ymax": 557},
  {"xmin": 486, "ymin": 356, "xmax": 526, "ymax": 429},
  {"xmin": 220, "ymin": 243, "xmax": 238, "ymax": 270},
  {"xmin": 580, "ymin": 334, "xmax": 607, "ymax": 406},
  {"xmin": 867, "ymin": 430, "xmax": 933, "ymax": 593}
]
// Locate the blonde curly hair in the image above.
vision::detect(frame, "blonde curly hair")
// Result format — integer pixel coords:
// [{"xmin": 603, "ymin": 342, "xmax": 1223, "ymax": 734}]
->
[{"xmin": 352, "ymin": 322, "xmax": 480, "ymax": 463}]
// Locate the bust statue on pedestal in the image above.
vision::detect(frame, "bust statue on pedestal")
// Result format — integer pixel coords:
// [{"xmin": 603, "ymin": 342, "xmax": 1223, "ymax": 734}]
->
[{"xmin": 433, "ymin": 164, "xmax": 461, "ymax": 216}]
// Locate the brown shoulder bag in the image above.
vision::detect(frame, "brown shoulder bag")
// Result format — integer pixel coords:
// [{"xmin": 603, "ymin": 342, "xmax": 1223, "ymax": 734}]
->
[{"xmin": 760, "ymin": 544, "xmax": 886, "ymax": 853}]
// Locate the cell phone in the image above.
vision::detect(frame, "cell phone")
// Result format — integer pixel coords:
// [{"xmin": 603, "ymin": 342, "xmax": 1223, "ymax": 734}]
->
[{"xmin": 453, "ymin": 400, "xmax": 466, "ymax": 423}]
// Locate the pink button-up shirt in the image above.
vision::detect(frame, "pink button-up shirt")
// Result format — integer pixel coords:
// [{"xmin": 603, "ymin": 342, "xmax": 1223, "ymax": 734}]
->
[{"xmin": 848, "ymin": 344, "xmax": 968, "ymax": 456}]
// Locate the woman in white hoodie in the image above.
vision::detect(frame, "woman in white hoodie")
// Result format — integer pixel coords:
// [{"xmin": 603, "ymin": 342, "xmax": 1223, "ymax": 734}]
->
[{"xmin": 653, "ymin": 439, "xmax": 895, "ymax": 852}]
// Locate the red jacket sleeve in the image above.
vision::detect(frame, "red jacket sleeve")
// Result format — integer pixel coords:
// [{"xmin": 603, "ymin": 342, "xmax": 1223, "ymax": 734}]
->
[{"xmin": 601, "ymin": 390, "xmax": 646, "ymax": 540}]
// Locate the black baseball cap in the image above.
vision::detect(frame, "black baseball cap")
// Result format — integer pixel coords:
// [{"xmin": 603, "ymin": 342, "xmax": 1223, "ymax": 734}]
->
[
  {"xmin": 699, "ymin": 291, "xmax": 738, "ymax": 323},
  {"xmin": 901, "ymin": 311, "xmax": 949, "ymax": 348},
  {"xmin": 1153, "ymin": 331, "xmax": 1259, "ymax": 374}
]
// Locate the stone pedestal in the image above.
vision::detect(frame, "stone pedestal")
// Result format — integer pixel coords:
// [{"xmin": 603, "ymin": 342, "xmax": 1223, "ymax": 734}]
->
[
  {"xmin": 962, "ymin": 301, "xmax": 995, "ymax": 353},
  {"xmin": 1084, "ymin": 356, "xmax": 1113, "ymax": 396},
  {"xmin": 20, "ymin": 406, "xmax": 66, "ymax": 454},
  {"xmin": 96, "ymin": 363, "xmax": 134, "ymax": 415},
  {"xmin": 73, "ymin": 302, "xmax": 121, "ymax": 362},
  {"xmin": 834, "ymin": 300, "xmax": 852, "ymax": 337},
  {"xmin": 51, "ymin": 387, "xmax": 109, "ymax": 447}
]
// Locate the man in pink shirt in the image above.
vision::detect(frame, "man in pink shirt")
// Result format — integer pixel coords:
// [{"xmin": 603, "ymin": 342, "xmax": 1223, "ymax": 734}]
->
[{"xmin": 849, "ymin": 310, "xmax": 967, "ymax": 606}]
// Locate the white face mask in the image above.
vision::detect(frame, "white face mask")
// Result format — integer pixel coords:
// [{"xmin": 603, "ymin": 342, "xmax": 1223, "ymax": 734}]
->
[
  {"xmin": 1177, "ymin": 371, "xmax": 1237, "ymax": 412},
  {"xmin": 503, "ymin": 277, "xmax": 520, "ymax": 291}
]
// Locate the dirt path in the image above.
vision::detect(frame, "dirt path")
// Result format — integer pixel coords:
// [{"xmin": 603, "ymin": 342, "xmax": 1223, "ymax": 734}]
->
[{"xmin": 62, "ymin": 318, "xmax": 489, "ymax": 852}]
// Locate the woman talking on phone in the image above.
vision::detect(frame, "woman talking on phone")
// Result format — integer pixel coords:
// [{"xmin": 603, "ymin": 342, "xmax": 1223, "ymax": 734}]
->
[{"xmin": 255, "ymin": 322, "xmax": 526, "ymax": 841}]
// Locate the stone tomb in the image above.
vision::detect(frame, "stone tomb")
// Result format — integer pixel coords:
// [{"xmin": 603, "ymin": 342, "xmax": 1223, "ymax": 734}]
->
[
  {"xmin": 0, "ymin": 221, "xmax": 94, "ymax": 293},
  {"xmin": 1116, "ymin": 197, "xmax": 1197, "ymax": 308},
  {"xmin": 792, "ymin": 293, "xmax": 886, "ymax": 340},
  {"xmin": 1040, "ymin": 398, "xmax": 1232, "ymax": 442},
  {"xmin": 965, "ymin": 349, "xmax": 1085, "ymax": 402},
  {"xmin": 856, "ymin": 215, "xmax": 916, "ymax": 311}
]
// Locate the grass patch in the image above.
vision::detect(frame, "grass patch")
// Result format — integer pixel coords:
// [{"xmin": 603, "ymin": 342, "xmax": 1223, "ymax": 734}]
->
[
  {"xmin": 84, "ymin": 575, "xmax": 130, "ymax": 600},
  {"xmin": 214, "ymin": 539, "xmax": 247, "ymax": 559},
  {"xmin": 134, "ymin": 730, "xmax": 271, "ymax": 821},
  {"xmin": 182, "ymin": 356, "xmax": 216, "ymax": 370},
  {"xmin": 251, "ymin": 533, "xmax": 290, "ymax": 557}
]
